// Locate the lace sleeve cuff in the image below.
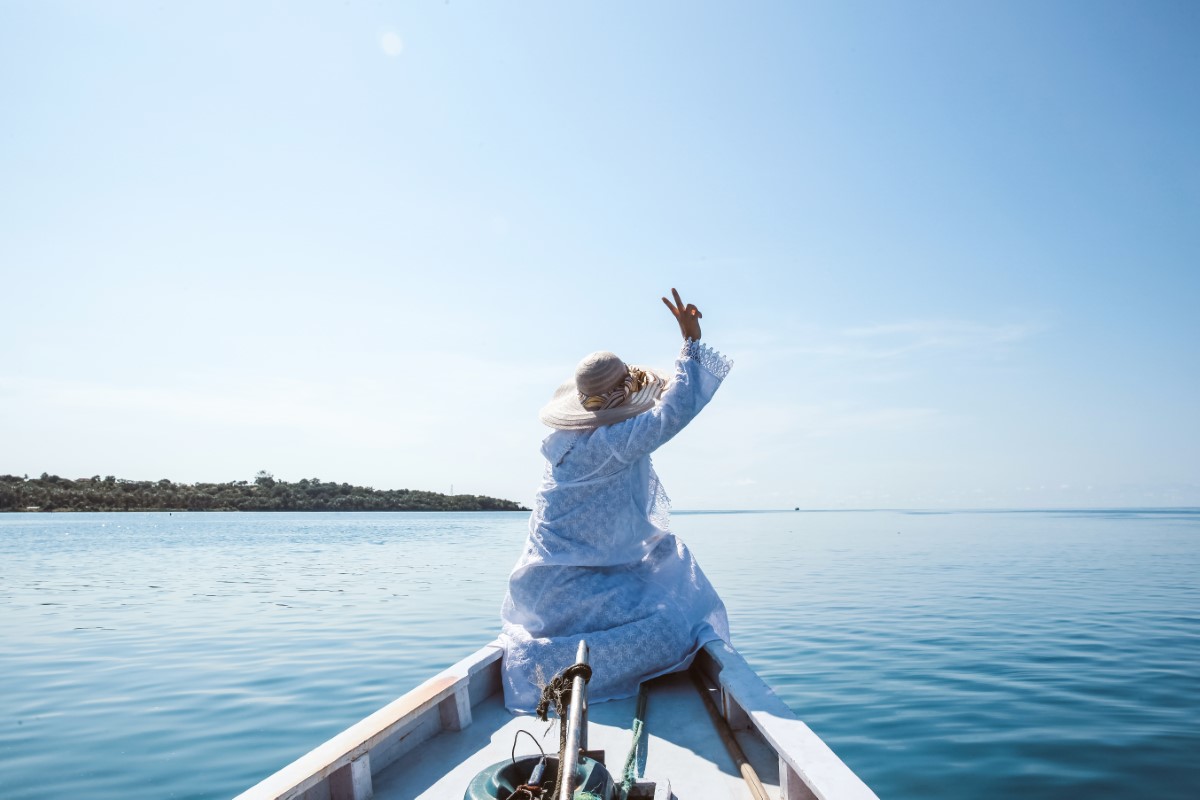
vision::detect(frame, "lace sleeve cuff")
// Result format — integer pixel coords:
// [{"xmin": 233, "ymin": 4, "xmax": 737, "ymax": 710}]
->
[{"xmin": 681, "ymin": 338, "xmax": 733, "ymax": 380}]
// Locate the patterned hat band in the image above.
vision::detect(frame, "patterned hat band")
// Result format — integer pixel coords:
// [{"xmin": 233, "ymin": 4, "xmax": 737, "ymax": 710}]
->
[{"xmin": 580, "ymin": 366, "xmax": 653, "ymax": 411}]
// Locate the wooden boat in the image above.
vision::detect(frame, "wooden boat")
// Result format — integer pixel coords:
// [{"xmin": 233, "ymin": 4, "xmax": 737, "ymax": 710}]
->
[{"xmin": 234, "ymin": 639, "xmax": 878, "ymax": 800}]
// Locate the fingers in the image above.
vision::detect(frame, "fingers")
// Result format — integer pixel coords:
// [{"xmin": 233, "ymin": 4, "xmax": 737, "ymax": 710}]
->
[{"xmin": 665, "ymin": 289, "xmax": 703, "ymax": 323}]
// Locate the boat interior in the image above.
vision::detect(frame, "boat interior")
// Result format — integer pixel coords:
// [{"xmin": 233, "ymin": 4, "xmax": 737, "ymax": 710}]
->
[{"xmin": 234, "ymin": 641, "xmax": 876, "ymax": 800}]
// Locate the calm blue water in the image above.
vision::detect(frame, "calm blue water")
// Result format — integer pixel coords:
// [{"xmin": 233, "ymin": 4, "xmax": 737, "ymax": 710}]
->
[{"xmin": 1, "ymin": 510, "xmax": 1197, "ymax": 799}]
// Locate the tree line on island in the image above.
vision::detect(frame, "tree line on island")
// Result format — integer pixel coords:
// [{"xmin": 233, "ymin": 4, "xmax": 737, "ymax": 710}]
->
[{"xmin": 0, "ymin": 472, "xmax": 527, "ymax": 512}]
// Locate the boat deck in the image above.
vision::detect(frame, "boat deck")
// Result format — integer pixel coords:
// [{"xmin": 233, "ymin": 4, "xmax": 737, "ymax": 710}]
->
[
  {"xmin": 373, "ymin": 670, "xmax": 782, "ymax": 799},
  {"xmin": 234, "ymin": 641, "xmax": 876, "ymax": 800}
]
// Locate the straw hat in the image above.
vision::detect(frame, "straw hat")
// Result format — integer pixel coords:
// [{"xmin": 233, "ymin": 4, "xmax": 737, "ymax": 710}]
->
[{"xmin": 539, "ymin": 351, "xmax": 667, "ymax": 430}]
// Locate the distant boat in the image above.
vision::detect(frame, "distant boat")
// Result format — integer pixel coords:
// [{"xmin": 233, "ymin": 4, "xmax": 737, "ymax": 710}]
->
[{"xmin": 234, "ymin": 639, "xmax": 877, "ymax": 799}]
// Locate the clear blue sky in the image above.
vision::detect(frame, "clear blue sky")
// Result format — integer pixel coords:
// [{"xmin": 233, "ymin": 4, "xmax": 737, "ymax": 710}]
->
[{"xmin": 2, "ymin": 1, "xmax": 1196, "ymax": 509}]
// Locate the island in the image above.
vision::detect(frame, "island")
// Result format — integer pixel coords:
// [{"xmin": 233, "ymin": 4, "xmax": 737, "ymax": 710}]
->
[{"xmin": 0, "ymin": 472, "xmax": 528, "ymax": 512}]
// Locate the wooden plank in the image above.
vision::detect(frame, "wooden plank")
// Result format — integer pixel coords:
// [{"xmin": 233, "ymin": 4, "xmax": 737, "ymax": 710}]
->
[
  {"xmin": 234, "ymin": 643, "xmax": 502, "ymax": 800},
  {"xmin": 690, "ymin": 670, "xmax": 772, "ymax": 800},
  {"xmin": 779, "ymin": 756, "xmax": 818, "ymax": 800},
  {"xmin": 328, "ymin": 754, "xmax": 372, "ymax": 800},
  {"xmin": 721, "ymin": 685, "xmax": 753, "ymax": 731},
  {"xmin": 700, "ymin": 642, "xmax": 878, "ymax": 800},
  {"xmin": 438, "ymin": 683, "xmax": 472, "ymax": 732},
  {"xmin": 466, "ymin": 648, "xmax": 503, "ymax": 707},
  {"xmin": 368, "ymin": 710, "xmax": 442, "ymax": 777}
]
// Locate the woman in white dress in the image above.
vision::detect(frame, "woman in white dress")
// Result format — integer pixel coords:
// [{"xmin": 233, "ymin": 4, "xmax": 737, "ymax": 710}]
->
[{"xmin": 499, "ymin": 289, "xmax": 733, "ymax": 712}]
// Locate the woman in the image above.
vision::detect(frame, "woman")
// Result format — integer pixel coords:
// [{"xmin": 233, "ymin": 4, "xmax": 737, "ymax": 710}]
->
[{"xmin": 499, "ymin": 289, "xmax": 733, "ymax": 712}]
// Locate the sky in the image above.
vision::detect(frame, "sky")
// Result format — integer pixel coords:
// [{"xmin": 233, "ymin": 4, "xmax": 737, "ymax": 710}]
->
[{"xmin": 1, "ymin": 1, "xmax": 1196, "ymax": 510}]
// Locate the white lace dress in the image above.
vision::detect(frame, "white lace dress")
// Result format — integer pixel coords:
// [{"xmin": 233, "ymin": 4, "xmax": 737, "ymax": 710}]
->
[{"xmin": 499, "ymin": 339, "xmax": 733, "ymax": 712}]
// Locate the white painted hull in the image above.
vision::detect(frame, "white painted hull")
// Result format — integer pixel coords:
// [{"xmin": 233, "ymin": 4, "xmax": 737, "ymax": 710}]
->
[{"xmin": 234, "ymin": 640, "xmax": 877, "ymax": 800}]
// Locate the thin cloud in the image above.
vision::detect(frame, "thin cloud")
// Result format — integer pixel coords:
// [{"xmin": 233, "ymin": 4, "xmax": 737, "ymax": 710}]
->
[
  {"xmin": 0, "ymin": 375, "xmax": 436, "ymax": 448},
  {"xmin": 841, "ymin": 320, "xmax": 1039, "ymax": 342},
  {"xmin": 789, "ymin": 319, "xmax": 1043, "ymax": 361},
  {"xmin": 792, "ymin": 404, "xmax": 941, "ymax": 437},
  {"xmin": 713, "ymin": 401, "xmax": 942, "ymax": 440}
]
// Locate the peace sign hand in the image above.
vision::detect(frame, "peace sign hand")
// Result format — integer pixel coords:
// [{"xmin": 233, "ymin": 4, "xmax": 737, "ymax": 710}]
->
[{"xmin": 661, "ymin": 287, "xmax": 702, "ymax": 342}]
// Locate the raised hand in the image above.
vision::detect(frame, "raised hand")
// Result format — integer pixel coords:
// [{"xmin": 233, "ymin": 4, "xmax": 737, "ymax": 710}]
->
[{"xmin": 661, "ymin": 287, "xmax": 702, "ymax": 342}]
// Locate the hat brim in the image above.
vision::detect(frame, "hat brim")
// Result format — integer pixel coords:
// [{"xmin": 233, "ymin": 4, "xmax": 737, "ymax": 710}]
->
[{"xmin": 539, "ymin": 367, "xmax": 669, "ymax": 430}]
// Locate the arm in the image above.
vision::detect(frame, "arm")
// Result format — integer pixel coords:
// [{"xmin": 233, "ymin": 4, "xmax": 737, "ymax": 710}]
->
[
  {"xmin": 596, "ymin": 339, "xmax": 731, "ymax": 463},
  {"xmin": 596, "ymin": 289, "xmax": 731, "ymax": 462}
]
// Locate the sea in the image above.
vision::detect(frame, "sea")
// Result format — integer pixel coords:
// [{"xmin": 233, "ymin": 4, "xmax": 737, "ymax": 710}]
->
[{"xmin": 1, "ymin": 509, "xmax": 1197, "ymax": 799}]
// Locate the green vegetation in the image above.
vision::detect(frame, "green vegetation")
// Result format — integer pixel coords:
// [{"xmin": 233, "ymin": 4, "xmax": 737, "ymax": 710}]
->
[{"xmin": 0, "ymin": 472, "xmax": 527, "ymax": 512}]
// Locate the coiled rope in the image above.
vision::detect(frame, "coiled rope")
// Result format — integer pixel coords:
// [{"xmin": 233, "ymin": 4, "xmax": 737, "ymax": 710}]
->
[{"xmin": 536, "ymin": 661, "xmax": 593, "ymax": 797}]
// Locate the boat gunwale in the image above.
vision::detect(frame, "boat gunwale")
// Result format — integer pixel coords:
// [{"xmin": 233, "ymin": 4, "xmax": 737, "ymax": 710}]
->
[
  {"xmin": 232, "ymin": 642, "xmax": 503, "ymax": 800},
  {"xmin": 695, "ymin": 642, "xmax": 877, "ymax": 800},
  {"xmin": 234, "ymin": 640, "xmax": 877, "ymax": 800}
]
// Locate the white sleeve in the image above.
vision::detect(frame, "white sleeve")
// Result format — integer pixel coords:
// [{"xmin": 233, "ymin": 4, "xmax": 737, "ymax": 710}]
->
[{"xmin": 593, "ymin": 339, "xmax": 732, "ymax": 463}]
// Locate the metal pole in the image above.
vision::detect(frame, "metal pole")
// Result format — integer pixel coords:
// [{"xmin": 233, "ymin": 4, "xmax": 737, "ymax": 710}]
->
[
  {"xmin": 580, "ymin": 685, "xmax": 589, "ymax": 752},
  {"xmin": 557, "ymin": 639, "xmax": 590, "ymax": 800}
]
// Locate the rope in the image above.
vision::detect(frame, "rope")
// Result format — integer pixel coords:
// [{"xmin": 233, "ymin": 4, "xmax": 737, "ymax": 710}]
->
[
  {"xmin": 504, "ymin": 729, "xmax": 550, "ymax": 799},
  {"xmin": 536, "ymin": 661, "xmax": 593, "ymax": 798},
  {"xmin": 617, "ymin": 683, "xmax": 649, "ymax": 799}
]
